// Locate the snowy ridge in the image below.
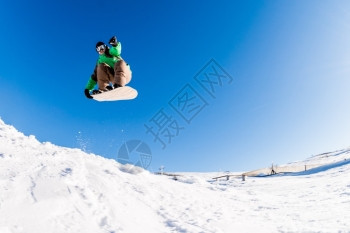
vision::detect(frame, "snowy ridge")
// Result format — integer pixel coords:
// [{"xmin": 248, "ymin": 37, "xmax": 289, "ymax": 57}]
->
[
  {"xmin": 304, "ymin": 147, "xmax": 350, "ymax": 164},
  {"xmin": 0, "ymin": 118, "xmax": 350, "ymax": 233},
  {"xmin": 241, "ymin": 147, "xmax": 350, "ymax": 177}
]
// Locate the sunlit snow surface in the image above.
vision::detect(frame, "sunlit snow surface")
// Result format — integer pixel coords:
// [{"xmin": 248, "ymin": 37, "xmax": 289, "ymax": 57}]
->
[{"xmin": 0, "ymin": 119, "xmax": 349, "ymax": 233}]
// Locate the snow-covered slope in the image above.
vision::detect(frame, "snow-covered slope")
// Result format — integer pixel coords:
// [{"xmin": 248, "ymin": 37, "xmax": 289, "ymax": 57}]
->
[{"xmin": 0, "ymin": 119, "xmax": 350, "ymax": 233}]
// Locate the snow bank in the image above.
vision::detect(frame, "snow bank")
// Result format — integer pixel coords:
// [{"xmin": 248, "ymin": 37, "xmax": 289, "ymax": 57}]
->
[{"xmin": 0, "ymin": 118, "xmax": 349, "ymax": 233}]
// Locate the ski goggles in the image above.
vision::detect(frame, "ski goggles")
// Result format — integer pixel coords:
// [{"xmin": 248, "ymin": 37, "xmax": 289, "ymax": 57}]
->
[{"xmin": 96, "ymin": 44, "xmax": 106, "ymax": 52}]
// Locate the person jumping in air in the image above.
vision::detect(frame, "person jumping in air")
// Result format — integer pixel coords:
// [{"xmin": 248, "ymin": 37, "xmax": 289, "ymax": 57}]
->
[{"xmin": 84, "ymin": 36, "xmax": 132, "ymax": 99}]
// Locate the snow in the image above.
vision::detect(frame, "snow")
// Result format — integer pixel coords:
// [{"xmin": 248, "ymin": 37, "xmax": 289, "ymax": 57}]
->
[{"xmin": 0, "ymin": 118, "xmax": 350, "ymax": 233}]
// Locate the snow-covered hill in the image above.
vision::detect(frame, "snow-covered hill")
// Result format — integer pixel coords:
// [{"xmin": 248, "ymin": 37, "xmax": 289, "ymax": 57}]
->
[{"xmin": 0, "ymin": 118, "xmax": 349, "ymax": 233}]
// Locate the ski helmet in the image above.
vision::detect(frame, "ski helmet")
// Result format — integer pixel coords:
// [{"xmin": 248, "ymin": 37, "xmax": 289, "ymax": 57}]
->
[{"xmin": 95, "ymin": 41, "xmax": 106, "ymax": 52}]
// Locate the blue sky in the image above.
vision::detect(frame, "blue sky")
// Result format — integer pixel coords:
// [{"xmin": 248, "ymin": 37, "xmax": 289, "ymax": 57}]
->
[{"xmin": 1, "ymin": 0, "xmax": 350, "ymax": 172}]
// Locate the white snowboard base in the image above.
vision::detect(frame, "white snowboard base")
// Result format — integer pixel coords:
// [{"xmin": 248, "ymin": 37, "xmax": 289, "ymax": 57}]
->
[{"xmin": 92, "ymin": 86, "xmax": 138, "ymax": 102}]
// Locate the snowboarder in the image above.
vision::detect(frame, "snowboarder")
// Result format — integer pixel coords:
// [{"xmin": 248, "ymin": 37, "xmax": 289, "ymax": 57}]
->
[{"xmin": 84, "ymin": 36, "xmax": 132, "ymax": 99}]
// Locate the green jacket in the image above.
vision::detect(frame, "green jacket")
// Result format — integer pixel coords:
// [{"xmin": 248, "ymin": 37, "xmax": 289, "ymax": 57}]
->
[
  {"xmin": 97, "ymin": 42, "xmax": 122, "ymax": 67},
  {"xmin": 109, "ymin": 42, "xmax": 122, "ymax": 59},
  {"xmin": 85, "ymin": 42, "xmax": 122, "ymax": 90}
]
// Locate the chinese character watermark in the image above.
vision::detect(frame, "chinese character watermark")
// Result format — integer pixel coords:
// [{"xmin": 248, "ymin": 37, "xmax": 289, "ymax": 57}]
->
[
  {"xmin": 194, "ymin": 59, "xmax": 233, "ymax": 98},
  {"xmin": 117, "ymin": 140, "xmax": 152, "ymax": 170},
  {"xmin": 169, "ymin": 84, "xmax": 209, "ymax": 124},
  {"xmin": 144, "ymin": 109, "xmax": 184, "ymax": 149},
  {"xmin": 144, "ymin": 58, "xmax": 232, "ymax": 150}
]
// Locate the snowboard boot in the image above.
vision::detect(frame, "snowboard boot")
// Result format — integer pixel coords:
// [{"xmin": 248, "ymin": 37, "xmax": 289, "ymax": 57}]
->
[
  {"xmin": 92, "ymin": 89, "xmax": 102, "ymax": 95},
  {"xmin": 113, "ymin": 83, "xmax": 121, "ymax": 89},
  {"xmin": 105, "ymin": 86, "xmax": 113, "ymax": 91}
]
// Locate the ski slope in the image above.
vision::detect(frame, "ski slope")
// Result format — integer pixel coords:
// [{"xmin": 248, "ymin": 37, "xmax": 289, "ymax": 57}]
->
[{"xmin": 0, "ymin": 118, "xmax": 349, "ymax": 233}]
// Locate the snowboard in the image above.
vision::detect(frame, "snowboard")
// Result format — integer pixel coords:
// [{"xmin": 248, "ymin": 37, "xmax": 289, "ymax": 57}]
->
[{"xmin": 92, "ymin": 86, "xmax": 138, "ymax": 102}]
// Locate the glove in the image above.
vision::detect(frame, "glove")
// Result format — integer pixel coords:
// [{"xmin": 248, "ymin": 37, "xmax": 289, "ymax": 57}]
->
[
  {"xmin": 109, "ymin": 36, "xmax": 118, "ymax": 46},
  {"xmin": 84, "ymin": 89, "xmax": 93, "ymax": 99}
]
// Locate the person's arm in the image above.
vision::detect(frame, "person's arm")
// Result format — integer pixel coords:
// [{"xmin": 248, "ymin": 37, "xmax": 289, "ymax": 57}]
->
[
  {"xmin": 84, "ymin": 66, "xmax": 98, "ymax": 99},
  {"xmin": 85, "ymin": 77, "xmax": 97, "ymax": 90},
  {"xmin": 110, "ymin": 42, "xmax": 122, "ymax": 57}
]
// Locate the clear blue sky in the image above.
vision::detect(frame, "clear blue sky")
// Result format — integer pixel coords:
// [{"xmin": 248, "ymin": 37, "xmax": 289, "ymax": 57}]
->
[{"xmin": 1, "ymin": 0, "xmax": 350, "ymax": 172}]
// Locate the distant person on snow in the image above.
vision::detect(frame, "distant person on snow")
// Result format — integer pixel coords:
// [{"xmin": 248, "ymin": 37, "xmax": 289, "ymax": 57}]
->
[{"xmin": 84, "ymin": 36, "xmax": 132, "ymax": 99}]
